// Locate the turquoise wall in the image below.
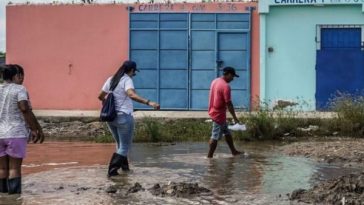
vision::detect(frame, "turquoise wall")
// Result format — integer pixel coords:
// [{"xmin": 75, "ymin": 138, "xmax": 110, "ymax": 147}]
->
[{"xmin": 261, "ymin": 5, "xmax": 364, "ymax": 110}]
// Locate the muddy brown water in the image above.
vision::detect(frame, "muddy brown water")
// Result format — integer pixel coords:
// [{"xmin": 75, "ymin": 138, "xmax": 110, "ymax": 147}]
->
[{"xmin": 0, "ymin": 141, "xmax": 359, "ymax": 205}]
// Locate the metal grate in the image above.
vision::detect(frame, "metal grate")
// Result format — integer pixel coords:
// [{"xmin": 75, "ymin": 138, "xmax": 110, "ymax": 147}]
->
[{"xmin": 316, "ymin": 24, "xmax": 364, "ymax": 50}]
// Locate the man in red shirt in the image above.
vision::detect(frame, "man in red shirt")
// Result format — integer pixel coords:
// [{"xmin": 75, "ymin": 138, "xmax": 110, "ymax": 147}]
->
[{"xmin": 207, "ymin": 66, "xmax": 242, "ymax": 158}]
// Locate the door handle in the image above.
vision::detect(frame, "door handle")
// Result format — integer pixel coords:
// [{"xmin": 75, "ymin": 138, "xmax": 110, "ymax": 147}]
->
[{"xmin": 216, "ymin": 60, "xmax": 224, "ymax": 68}]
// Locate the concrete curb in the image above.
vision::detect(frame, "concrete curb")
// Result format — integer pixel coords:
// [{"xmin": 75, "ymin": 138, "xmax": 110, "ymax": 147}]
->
[{"xmin": 33, "ymin": 110, "xmax": 338, "ymax": 119}]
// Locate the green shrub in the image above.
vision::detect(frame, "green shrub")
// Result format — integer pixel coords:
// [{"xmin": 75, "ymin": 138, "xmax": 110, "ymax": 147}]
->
[
  {"xmin": 245, "ymin": 104, "xmax": 276, "ymax": 139},
  {"xmin": 329, "ymin": 92, "xmax": 364, "ymax": 137},
  {"xmin": 243, "ymin": 101, "xmax": 315, "ymax": 140},
  {"xmin": 135, "ymin": 117, "xmax": 162, "ymax": 142}
]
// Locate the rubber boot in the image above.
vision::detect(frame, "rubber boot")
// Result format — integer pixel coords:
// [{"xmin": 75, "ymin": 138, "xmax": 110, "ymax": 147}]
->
[
  {"xmin": 120, "ymin": 155, "xmax": 130, "ymax": 171},
  {"xmin": 7, "ymin": 177, "xmax": 21, "ymax": 194},
  {"xmin": 0, "ymin": 178, "xmax": 8, "ymax": 193},
  {"xmin": 108, "ymin": 153, "xmax": 121, "ymax": 177}
]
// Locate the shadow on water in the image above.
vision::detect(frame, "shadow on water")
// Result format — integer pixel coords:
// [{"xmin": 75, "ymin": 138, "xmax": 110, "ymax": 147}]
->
[{"xmin": 0, "ymin": 141, "xmax": 360, "ymax": 204}]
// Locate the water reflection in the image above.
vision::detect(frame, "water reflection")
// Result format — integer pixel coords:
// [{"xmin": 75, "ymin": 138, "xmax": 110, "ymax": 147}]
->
[
  {"xmin": 0, "ymin": 194, "xmax": 22, "ymax": 205},
  {"xmin": 204, "ymin": 156, "xmax": 264, "ymax": 195},
  {"xmin": 261, "ymin": 156, "xmax": 315, "ymax": 194}
]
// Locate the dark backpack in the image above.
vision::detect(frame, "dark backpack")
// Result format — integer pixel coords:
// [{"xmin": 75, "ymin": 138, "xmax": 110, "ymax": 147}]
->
[
  {"xmin": 100, "ymin": 80, "xmax": 119, "ymax": 122},
  {"xmin": 100, "ymin": 93, "xmax": 117, "ymax": 122}
]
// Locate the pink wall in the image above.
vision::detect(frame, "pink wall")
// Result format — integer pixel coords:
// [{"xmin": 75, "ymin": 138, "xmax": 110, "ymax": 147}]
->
[
  {"xmin": 6, "ymin": 3, "xmax": 259, "ymax": 110},
  {"xmin": 7, "ymin": 4, "xmax": 129, "ymax": 110},
  {"xmin": 250, "ymin": 4, "xmax": 260, "ymax": 109}
]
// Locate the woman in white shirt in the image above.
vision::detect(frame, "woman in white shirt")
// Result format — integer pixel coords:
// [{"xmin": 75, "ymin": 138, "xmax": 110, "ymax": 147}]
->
[
  {"xmin": 98, "ymin": 61, "xmax": 159, "ymax": 177},
  {"xmin": 0, "ymin": 64, "xmax": 44, "ymax": 194}
]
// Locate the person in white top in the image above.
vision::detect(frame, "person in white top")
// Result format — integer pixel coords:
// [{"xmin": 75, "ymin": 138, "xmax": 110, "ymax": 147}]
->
[
  {"xmin": 98, "ymin": 60, "xmax": 159, "ymax": 177},
  {"xmin": 0, "ymin": 64, "xmax": 44, "ymax": 194}
]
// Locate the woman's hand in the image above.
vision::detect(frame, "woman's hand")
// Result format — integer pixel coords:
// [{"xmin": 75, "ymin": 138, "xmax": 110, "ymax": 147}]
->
[
  {"xmin": 28, "ymin": 129, "xmax": 44, "ymax": 144},
  {"xmin": 98, "ymin": 91, "xmax": 107, "ymax": 103},
  {"xmin": 28, "ymin": 130, "xmax": 38, "ymax": 143},
  {"xmin": 149, "ymin": 101, "xmax": 160, "ymax": 110},
  {"xmin": 37, "ymin": 129, "xmax": 45, "ymax": 143}
]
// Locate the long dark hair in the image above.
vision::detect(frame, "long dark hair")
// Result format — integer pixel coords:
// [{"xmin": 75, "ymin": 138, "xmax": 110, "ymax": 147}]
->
[
  {"xmin": 110, "ymin": 60, "xmax": 136, "ymax": 90},
  {"xmin": 1, "ymin": 64, "xmax": 24, "ymax": 81}
]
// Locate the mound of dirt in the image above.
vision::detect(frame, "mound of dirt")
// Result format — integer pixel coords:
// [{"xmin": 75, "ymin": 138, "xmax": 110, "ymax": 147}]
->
[
  {"xmin": 107, "ymin": 181, "xmax": 212, "ymax": 198},
  {"xmin": 127, "ymin": 183, "xmax": 145, "ymax": 194},
  {"xmin": 280, "ymin": 139, "xmax": 364, "ymax": 167},
  {"xmin": 148, "ymin": 182, "xmax": 212, "ymax": 198},
  {"xmin": 290, "ymin": 172, "xmax": 364, "ymax": 205}
]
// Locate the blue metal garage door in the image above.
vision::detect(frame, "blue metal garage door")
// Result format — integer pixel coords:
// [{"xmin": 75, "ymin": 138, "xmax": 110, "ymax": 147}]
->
[
  {"xmin": 130, "ymin": 12, "xmax": 251, "ymax": 110},
  {"xmin": 316, "ymin": 27, "xmax": 364, "ymax": 110}
]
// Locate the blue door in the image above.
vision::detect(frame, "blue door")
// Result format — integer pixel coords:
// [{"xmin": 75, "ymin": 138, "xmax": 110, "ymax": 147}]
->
[
  {"xmin": 190, "ymin": 13, "xmax": 250, "ymax": 110},
  {"xmin": 217, "ymin": 32, "xmax": 250, "ymax": 110},
  {"xmin": 190, "ymin": 14, "xmax": 216, "ymax": 110},
  {"xmin": 130, "ymin": 13, "xmax": 189, "ymax": 109},
  {"xmin": 130, "ymin": 12, "xmax": 251, "ymax": 110},
  {"xmin": 316, "ymin": 27, "xmax": 364, "ymax": 110}
]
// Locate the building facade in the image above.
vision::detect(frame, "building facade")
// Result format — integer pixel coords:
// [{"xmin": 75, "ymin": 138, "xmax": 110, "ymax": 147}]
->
[
  {"xmin": 260, "ymin": 1, "xmax": 364, "ymax": 110},
  {"xmin": 6, "ymin": 2, "xmax": 260, "ymax": 111}
]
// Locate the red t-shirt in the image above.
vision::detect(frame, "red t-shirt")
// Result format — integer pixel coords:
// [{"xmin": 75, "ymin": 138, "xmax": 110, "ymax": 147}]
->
[{"xmin": 208, "ymin": 77, "xmax": 231, "ymax": 124}]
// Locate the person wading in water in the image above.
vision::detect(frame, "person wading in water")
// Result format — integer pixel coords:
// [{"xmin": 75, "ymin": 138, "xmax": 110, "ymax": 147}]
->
[
  {"xmin": 207, "ymin": 66, "xmax": 242, "ymax": 158},
  {"xmin": 99, "ymin": 60, "xmax": 160, "ymax": 177},
  {"xmin": 0, "ymin": 64, "xmax": 44, "ymax": 194}
]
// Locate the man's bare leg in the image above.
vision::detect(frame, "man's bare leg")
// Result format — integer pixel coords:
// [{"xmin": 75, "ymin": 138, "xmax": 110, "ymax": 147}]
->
[
  {"xmin": 225, "ymin": 134, "xmax": 242, "ymax": 156},
  {"xmin": 207, "ymin": 139, "xmax": 218, "ymax": 158}
]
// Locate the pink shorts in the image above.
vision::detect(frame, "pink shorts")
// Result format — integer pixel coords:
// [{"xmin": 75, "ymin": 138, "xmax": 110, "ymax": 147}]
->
[{"xmin": 0, "ymin": 138, "xmax": 27, "ymax": 159}]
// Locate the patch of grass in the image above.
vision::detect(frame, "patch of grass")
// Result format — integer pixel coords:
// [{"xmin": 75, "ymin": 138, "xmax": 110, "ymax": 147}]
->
[
  {"xmin": 163, "ymin": 119, "xmax": 212, "ymax": 141},
  {"xmin": 135, "ymin": 117, "xmax": 162, "ymax": 142},
  {"xmin": 241, "ymin": 102, "xmax": 306, "ymax": 140},
  {"xmin": 329, "ymin": 92, "xmax": 364, "ymax": 137},
  {"xmin": 134, "ymin": 118, "xmax": 212, "ymax": 142},
  {"xmin": 94, "ymin": 134, "xmax": 114, "ymax": 143},
  {"xmin": 89, "ymin": 94, "xmax": 364, "ymax": 143},
  {"xmin": 237, "ymin": 100, "xmax": 338, "ymax": 140},
  {"xmin": 245, "ymin": 105, "xmax": 276, "ymax": 139}
]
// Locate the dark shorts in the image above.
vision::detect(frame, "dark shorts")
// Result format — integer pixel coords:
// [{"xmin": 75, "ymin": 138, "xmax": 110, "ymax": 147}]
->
[
  {"xmin": 0, "ymin": 138, "xmax": 27, "ymax": 158},
  {"xmin": 211, "ymin": 121, "xmax": 231, "ymax": 140}
]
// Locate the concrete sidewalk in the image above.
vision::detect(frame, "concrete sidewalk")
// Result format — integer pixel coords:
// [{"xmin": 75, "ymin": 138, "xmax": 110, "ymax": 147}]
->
[
  {"xmin": 33, "ymin": 110, "xmax": 210, "ymax": 119},
  {"xmin": 33, "ymin": 110, "xmax": 338, "ymax": 119}
]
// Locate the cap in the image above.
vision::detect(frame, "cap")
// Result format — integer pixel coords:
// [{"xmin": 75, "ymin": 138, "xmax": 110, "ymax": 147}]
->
[
  {"xmin": 223, "ymin": 66, "xmax": 239, "ymax": 78},
  {"xmin": 124, "ymin": 60, "xmax": 140, "ymax": 72}
]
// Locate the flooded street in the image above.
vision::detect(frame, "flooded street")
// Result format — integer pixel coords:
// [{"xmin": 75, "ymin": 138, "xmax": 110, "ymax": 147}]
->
[{"xmin": 0, "ymin": 141, "xmax": 359, "ymax": 205}]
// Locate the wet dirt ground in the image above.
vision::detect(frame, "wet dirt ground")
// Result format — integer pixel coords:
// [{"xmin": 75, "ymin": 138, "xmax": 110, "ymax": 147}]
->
[
  {"xmin": 0, "ymin": 140, "xmax": 361, "ymax": 205},
  {"xmin": 280, "ymin": 138, "xmax": 364, "ymax": 204},
  {"xmin": 280, "ymin": 137, "xmax": 364, "ymax": 168},
  {"xmin": 22, "ymin": 142, "xmax": 114, "ymax": 175}
]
